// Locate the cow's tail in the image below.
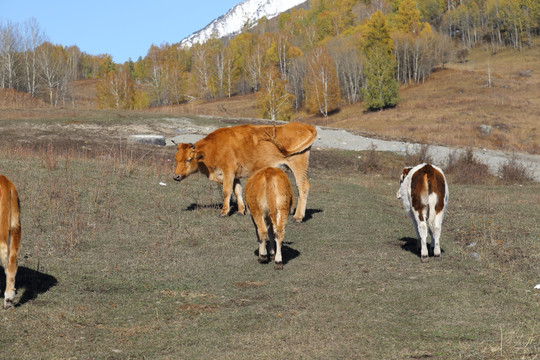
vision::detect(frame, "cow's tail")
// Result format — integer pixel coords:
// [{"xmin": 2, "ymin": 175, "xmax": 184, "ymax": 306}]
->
[
  {"xmin": 263, "ymin": 123, "xmax": 317, "ymax": 157},
  {"xmin": 0, "ymin": 181, "xmax": 21, "ymax": 264},
  {"xmin": 426, "ymin": 173, "xmax": 437, "ymax": 230},
  {"xmin": 10, "ymin": 183, "xmax": 21, "ymax": 244},
  {"xmin": 266, "ymin": 177, "xmax": 278, "ymax": 217},
  {"xmin": 0, "ymin": 182, "xmax": 9, "ymax": 268}
]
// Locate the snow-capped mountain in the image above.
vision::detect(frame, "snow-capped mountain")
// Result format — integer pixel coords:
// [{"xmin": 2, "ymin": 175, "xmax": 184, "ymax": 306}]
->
[{"xmin": 180, "ymin": 0, "xmax": 306, "ymax": 47}]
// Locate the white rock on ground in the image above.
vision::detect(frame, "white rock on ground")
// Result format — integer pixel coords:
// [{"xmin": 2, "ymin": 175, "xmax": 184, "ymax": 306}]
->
[{"xmin": 128, "ymin": 134, "xmax": 166, "ymax": 146}]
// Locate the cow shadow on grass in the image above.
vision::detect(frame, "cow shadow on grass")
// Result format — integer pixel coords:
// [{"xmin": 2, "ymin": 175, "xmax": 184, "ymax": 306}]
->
[
  {"xmin": 0, "ymin": 266, "xmax": 58, "ymax": 308},
  {"xmin": 254, "ymin": 242, "xmax": 300, "ymax": 266},
  {"xmin": 300, "ymin": 208, "xmax": 323, "ymax": 222},
  {"xmin": 186, "ymin": 202, "xmax": 246, "ymax": 215},
  {"xmin": 400, "ymin": 237, "xmax": 445, "ymax": 259},
  {"xmin": 186, "ymin": 203, "xmax": 323, "ymax": 223},
  {"xmin": 186, "ymin": 202, "xmax": 223, "ymax": 212}
]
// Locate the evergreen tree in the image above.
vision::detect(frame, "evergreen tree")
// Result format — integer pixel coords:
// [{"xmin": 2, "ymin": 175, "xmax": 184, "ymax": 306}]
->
[
  {"xmin": 362, "ymin": 11, "xmax": 399, "ymax": 111},
  {"xmin": 362, "ymin": 46, "xmax": 400, "ymax": 110}
]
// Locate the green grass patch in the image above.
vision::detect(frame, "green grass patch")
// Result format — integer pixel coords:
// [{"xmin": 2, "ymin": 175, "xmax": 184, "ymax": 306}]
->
[{"xmin": 0, "ymin": 139, "xmax": 538, "ymax": 359}]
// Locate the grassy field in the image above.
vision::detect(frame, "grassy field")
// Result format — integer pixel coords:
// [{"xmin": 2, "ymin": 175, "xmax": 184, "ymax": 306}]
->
[{"xmin": 0, "ymin": 115, "xmax": 538, "ymax": 359}]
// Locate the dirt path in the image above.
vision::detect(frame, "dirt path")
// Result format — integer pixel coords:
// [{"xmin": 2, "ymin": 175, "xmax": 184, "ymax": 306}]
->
[
  {"xmin": 311, "ymin": 127, "xmax": 540, "ymax": 182},
  {"xmin": 1, "ymin": 115, "xmax": 538, "ymax": 181},
  {"xmin": 170, "ymin": 121, "xmax": 540, "ymax": 182}
]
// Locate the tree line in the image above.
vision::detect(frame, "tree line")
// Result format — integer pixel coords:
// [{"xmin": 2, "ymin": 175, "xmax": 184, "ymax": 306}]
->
[
  {"xmin": 0, "ymin": 17, "xmax": 117, "ymax": 107},
  {"xmin": 1, "ymin": 0, "xmax": 539, "ymax": 117}
]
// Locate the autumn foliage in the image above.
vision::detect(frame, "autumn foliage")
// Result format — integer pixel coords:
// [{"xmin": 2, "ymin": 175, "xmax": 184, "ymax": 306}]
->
[{"xmin": 2, "ymin": 0, "xmax": 539, "ymax": 117}]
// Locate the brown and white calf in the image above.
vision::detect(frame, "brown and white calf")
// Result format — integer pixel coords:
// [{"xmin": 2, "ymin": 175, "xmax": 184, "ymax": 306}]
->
[
  {"xmin": 396, "ymin": 164, "xmax": 448, "ymax": 263},
  {"xmin": 0, "ymin": 175, "xmax": 21, "ymax": 308},
  {"xmin": 245, "ymin": 167, "xmax": 294, "ymax": 270}
]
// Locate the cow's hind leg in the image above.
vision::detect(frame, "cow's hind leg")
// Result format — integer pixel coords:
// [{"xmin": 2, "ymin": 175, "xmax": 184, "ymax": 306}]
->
[
  {"xmin": 233, "ymin": 179, "xmax": 245, "ymax": 215},
  {"xmin": 4, "ymin": 223, "xmax": 20, "ymax": 309},
  {"xmin": 251, "ymin": 213, "xmax": 269, "ymax": 264},
  {"xmin": 287, "ymin": 151, "xmax": 310, "ymax": 223},
  {"xmin": 1, "ymin": 208, "xmax": 20, "ymax": 309},
  {"xmin": 431, "ymin": 212, "xmax": 444, "ymax": 259},
  {"xmin": 412, "ymin": 208, "xmax": 429, "ymax": 262},
  {"xmin": 272, "ymin": 209, "xmax": 288, "ymax": 270},
  {"xmin": 0, "ymin": 237, "xmax": 9, "ymax": 308},
  {"xmin": 220, "ymin": 174, "xmax": 235, "ymax": 217},
  {"xmin": 417, "ymin": 220, "xmax": 429, "ymax": 263}
]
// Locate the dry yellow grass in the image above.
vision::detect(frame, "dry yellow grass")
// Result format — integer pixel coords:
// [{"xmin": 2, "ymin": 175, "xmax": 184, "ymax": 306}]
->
[{"xmin": 149, "ymin": 93, "xmax": 261, "ymax": 119}]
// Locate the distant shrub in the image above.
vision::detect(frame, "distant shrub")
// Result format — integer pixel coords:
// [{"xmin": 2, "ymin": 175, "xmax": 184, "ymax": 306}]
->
[
  {"xmin": 404, "ymin": 144, "xmax": 433, "ymax": 166},
  {"xmin": 444, "ymin": 148, "xmax": 492, "ymax": 184},
  {"xmin": 358, "ymin": 143, "xmax": 382, "ymax": 174},
  {"xmin": 498, "ymin": 156, "xmax": 534, "ymax": 184},
  {"xmin": 40, "ymin": 142, "xmax": 58, "ymax": 171},
  {"xmin": 456, "ymin": 48, "xmax": 469, "ymax": 63}
]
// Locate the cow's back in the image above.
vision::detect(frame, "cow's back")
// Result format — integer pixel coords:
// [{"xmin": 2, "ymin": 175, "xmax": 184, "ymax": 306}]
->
[
  {"xmin": 245, "ymin": 167, "xmax": 294, "ymax": 215},
  {"xmin": 196, "ymin": 124, "xmax": 312, "ymax": 176}
]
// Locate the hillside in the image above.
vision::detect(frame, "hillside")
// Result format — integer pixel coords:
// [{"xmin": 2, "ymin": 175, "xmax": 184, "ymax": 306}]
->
[
  {"xmin": 152, "ymin": 45, "xmax": 540, "ymax": 154},
  {"xmin": 1, "ymin": 45, "xmax": 537, "ymax": 155}
]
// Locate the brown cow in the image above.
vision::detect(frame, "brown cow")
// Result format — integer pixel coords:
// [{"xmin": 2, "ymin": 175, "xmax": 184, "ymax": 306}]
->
[
  {"xmin": 173, "ymin": 122, "xmax": 316, "ymax": 222},
  {"xmin": 245, "ymin": 167, "xmax": 294, "ymax": 270},
  {"xmin": 0, "ymin": 175, "xmax": 21, "ymax": 309}
]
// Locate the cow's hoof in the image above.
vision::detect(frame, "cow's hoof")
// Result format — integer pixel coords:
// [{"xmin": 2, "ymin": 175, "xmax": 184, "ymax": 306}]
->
[
  {"xmin": 236, "ymin": 212, "xmax": 245, "ymax": 216},
  {"xmin": 421, "ymin": 256, "xmax": 429, "ymax": 263},
  {"xmin": 292, "ymin": 217, "xmax": 303, "ymax": 223},
  {"xmin": 274, "ymin": 262, "xmax": 283, "ymax": 270},
  {"xmin": 258, "ymin": 255, "xmax": 269, "ymax": 264},
  {"xmin": 434, "ymin": 254, "xmax": 441, "ymax": 260},
  {"xmin": 219, "ymin": 212, "xmax": 229, "ymax": 218},
  {"xmin": 3, "ymin": 299, "xmax": 14, "ymax": 310}
]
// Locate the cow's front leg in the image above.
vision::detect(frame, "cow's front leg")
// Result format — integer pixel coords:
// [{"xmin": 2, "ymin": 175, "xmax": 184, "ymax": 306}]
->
[
  {"xmin": 233, "ymin": 179, "xmax": 245, "ymax": 215},
  {"xmin": 220, "ymin": 174, "xmax": 235, "ymax": 217}
]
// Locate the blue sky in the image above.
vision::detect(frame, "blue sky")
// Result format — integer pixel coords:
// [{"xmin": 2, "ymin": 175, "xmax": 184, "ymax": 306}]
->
[{"xmin": 0, "ymin": 0, "xmax": 240, "ymax": 63}]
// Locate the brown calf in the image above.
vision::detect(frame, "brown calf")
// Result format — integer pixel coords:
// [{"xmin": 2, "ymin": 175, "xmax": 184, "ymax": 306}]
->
[
  {"xmin": 245, "ymin": 167, "xmax": 294, "ymax": 270},
  {"xmin": 0, "ymin": 175, "xmax": 21, "ymax": 308}
]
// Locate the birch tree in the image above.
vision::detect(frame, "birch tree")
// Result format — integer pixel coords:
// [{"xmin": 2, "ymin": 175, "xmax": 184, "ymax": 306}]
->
[
  {"xmin": 305, "ymin": 46, "xmax": 341, "ymax": 117},
  {"xmin": 257, "ymin": 65, "xmax": 294, "ymax": 121},
  {"xmin": 0, "ymin": 20, "xmax": 22, "ymax": 89},
  {"xmin": 22, "ymin": 18, "xmax": 45, "ymax": 97}
]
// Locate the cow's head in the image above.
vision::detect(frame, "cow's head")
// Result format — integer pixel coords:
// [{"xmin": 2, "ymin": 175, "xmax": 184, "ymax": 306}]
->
[
  {"xmin": 173, "ymin": 143, "xmax": 199, "ymax": 182},
  {"xmin": 396, "ymin": 167, "xmax": 413, "ymax": 199}
]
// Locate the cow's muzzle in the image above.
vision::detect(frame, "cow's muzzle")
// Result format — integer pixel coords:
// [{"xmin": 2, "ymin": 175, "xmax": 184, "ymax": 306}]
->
[{"xmin": 173, "ymin": 174, "xmax": 184, "ymax": 182}]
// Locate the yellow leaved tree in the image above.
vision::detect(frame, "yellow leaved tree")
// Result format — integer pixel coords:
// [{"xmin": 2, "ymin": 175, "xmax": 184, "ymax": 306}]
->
[{"xmin": 304, "ymin": 45, "xmax": 341, "ymax": 117}]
